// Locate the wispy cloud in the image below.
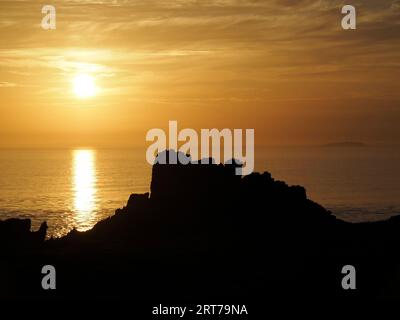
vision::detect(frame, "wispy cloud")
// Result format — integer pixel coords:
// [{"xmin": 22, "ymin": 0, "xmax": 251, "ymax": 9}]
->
[
  {"xmin": 1, "ymin": 0, "xmax": 400, "ymax": 145},
  {"xmin": 0, "ymin": 81, "xmax": 16, "ymax": 87}
]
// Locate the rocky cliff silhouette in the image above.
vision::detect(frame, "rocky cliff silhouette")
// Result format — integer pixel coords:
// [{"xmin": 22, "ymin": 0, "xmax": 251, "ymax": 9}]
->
[{"xmin": 1, "ymin": 150, "xmax": 399, "ymax": 304}]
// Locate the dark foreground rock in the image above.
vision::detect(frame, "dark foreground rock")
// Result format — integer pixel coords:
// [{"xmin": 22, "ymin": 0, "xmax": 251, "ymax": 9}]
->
[{"xmin": 1, "ymin": 151, "xmax": 400, "ymax": 305}]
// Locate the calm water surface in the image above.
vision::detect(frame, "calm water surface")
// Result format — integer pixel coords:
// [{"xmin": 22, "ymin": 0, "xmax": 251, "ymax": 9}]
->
[
  {"xmin": 0, "ymin": 147, "xmax": 399, "ymax": 237},
  {"xmin": 0, "ymin": 149, "xmax": 151, "ymax": 237}
]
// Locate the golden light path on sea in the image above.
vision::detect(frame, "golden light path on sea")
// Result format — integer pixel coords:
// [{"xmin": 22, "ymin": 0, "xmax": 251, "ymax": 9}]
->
[{"xmin": 72, "ymin": 150, "xmax": 97, "ymax": 231}]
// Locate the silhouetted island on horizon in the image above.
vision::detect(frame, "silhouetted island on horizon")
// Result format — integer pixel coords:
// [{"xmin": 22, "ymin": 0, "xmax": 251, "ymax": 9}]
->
[
  {"xmin": 1, "ymin": 150, "xmax": 400, "ymax": 304},
  {"xmin": 321, "ymin": 141, "xmax": 367, "ymax": 148}
]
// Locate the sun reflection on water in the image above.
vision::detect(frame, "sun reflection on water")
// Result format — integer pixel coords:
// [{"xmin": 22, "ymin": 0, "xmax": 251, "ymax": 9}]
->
[{"xmin": 72, "ymin": 150, "xmax": 97, "ymax": 231}]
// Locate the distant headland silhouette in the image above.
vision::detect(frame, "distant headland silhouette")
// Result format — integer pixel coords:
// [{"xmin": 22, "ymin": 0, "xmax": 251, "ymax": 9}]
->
[
  {"xmin": 321, "ymin": 141, "xmax": 367, "ymax": 148},
  {"xmin": 1, "ymin": 150, "xmax": 399, "ymax": 303}
]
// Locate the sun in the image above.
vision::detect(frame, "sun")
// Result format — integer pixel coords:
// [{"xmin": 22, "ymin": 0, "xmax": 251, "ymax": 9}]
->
[{"xmin": 73, "ymin": 74, "xmax": 96, "ymax": 98}]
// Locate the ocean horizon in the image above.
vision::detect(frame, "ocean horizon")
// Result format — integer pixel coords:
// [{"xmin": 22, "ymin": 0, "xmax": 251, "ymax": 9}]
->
[{"xmin": 1, "ymin": 146, "xmax": 400, "ymax": 238}]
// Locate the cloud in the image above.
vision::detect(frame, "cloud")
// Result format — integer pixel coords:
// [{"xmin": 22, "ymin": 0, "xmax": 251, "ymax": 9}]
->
[
  {"xmin": 0, "ymin": 81, "xmax": 16, "ymax": 87},
  {"xmin": 0, "ymin": 0, "xmax": 400, "ymax": 99}
]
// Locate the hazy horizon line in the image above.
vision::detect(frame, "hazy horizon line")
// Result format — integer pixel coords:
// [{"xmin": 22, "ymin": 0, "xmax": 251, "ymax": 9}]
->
[{"xmin": 1, "ymin": 141, "xmax": 400, "ymax": 151}]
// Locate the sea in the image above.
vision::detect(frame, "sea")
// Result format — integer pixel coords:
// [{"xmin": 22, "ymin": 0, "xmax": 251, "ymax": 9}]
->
[{"xmin": 1, "ymin": 146, "xmax": 400, "ymax": 238}]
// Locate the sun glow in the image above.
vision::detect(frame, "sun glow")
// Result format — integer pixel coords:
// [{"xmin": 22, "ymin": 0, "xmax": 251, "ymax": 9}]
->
[{"xmin": 73, "ymin": 74, "xmax": 96, "ymax": 98}]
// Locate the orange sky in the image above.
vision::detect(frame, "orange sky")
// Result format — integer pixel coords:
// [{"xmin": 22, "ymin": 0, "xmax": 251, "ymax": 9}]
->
[{"xmin": 1, "ymin": 0, "xmax": 400, "ymax": 148}]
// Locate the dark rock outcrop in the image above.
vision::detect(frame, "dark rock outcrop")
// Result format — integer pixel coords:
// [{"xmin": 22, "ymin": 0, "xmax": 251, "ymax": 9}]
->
[
  {"xmin": 0, "ymin": 150, "xmax": 399, "ymax": 304},
  {"xmin": 0, "ymin": 219, "xmax": 47, "ymax": 250}
]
